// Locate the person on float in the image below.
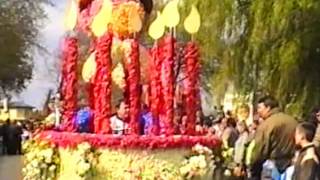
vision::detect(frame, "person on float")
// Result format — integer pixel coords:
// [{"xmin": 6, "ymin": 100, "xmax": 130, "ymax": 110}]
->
[
  {"xmin": 247, "ymin": 96, "xmax": 297, "ymax": 180},
  {"xmin": 110, "ymin": 99, "xmax": 129, "ymax": 135},
  {"xmin": 139, "ymin": 103, "xmax": 153, "ymax": 135}
]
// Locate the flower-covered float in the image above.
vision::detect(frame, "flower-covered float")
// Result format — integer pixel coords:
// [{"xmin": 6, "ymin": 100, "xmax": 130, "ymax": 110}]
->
[{"xmin": 23, "ymin": 0, "xmax": 221, "ymax": 179}]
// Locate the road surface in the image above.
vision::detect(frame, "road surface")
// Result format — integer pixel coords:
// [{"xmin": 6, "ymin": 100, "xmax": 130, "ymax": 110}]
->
[{"xmin": 0, "ymin": 155, "xmax": 23, "ymax": 180}]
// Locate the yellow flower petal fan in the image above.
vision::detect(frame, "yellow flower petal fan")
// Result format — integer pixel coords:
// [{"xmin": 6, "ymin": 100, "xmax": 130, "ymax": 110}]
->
[
  {"xmin": 112, "ymin": 63, "xmax": 125, "ymax": 88},
  {"xmin": 91, "ymin": 0, "xmax": 113, "ymax": 37},
  {"xmin": 111, "ymin": 38, "xmax": 125, "ymax": 66},
  {"xmin": 82, "ymin": 52, "xmax": 97, "ymax": 82},
  {"xmin": 128, "ymin": 7, "xmax": 143, "ymax": 33},
  {"xmin": 184, "ymin": 5, "xmax": 201, "ymax": 34},
  {"xmin": 64, "ymin": 0, "xmax": 79, "ymax": 31},
  {"xmin": 162, "ymin": 0, "xmax": 180, "ymax": 28},
  {"xmin": 148, "ymin": 11, "xmax": 165, "ymax": 40}
]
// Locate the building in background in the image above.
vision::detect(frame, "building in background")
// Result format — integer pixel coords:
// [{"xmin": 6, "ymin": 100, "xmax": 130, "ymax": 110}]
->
[{"xmin": 0, "ymin": 101, "xmax": 35, "ymax": 121}]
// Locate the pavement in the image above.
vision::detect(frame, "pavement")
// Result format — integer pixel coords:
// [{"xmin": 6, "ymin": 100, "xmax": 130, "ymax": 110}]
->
[{"xmin": 0, "ymin": 155, "xmax": 23, "ymax": 180}]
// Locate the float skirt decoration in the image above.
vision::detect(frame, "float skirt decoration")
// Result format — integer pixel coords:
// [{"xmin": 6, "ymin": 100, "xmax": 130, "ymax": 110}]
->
[{"xmin": 23, "ymin": 131, "xmax": 221, "ymax": 180}]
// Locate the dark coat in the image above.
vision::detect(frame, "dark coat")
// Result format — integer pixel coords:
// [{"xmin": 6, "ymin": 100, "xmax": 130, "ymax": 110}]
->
[
  {"xmin": 249, "ymin": 108, "xmax": 298, "ymax": 176},
  {"xmin": 293, "ymin": 144, "xmax": 320, "ymax": 180}
]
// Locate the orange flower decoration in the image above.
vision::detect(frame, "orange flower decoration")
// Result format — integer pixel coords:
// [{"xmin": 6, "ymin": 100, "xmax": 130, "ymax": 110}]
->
[{"xmin": 111, "ymin": 1, "xmax": 145, "ymax": 38}]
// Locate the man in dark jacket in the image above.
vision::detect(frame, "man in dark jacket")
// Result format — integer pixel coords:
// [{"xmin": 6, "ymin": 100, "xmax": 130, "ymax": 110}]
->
[
  {"xmin": 248, "ymin": 96, "xmax": 297, "ymax": 180},
  {"xmin": 7, "ymin": 120, "xmax": 22, "ymax": 155}
]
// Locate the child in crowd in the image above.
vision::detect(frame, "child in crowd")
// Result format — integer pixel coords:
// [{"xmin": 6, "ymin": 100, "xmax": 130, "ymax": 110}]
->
[{"xmin": 293, "ymin": 122, "xmax": 320, "ymax": 180}]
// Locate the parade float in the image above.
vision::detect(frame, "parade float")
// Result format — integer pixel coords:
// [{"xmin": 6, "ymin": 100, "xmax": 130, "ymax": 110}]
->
[{"xmin": 23, "ymin": 0, "xmax": 221, "ymax": 179}]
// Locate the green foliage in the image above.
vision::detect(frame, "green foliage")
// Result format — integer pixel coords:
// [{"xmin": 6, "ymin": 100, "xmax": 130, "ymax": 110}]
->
[
  {"xmin": 0, "ymin": 0, "xmax": 51, "ymax": 95},
  {"xmin": 175, "ymin": 0, "xmax": 320, "ymax": 116}
]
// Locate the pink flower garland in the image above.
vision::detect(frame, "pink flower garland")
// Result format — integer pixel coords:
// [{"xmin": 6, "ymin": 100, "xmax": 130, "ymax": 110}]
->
[{"xmin": 36, "ymin": 131, "xmax": 221, "ymax": 150}]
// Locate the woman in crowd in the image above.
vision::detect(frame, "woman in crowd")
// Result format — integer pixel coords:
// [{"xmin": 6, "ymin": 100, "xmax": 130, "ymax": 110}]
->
[{"xmin": 233, "ymin": 121, "xmax": 249, "ymax": 179}]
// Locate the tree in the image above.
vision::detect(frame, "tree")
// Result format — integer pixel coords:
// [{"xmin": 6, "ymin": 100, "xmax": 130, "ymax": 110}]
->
[
  {"xmin": 175, "ymin": 0, "xmax": 320, "ymax": 117},
  {"xmin": 0, "ymin": 0, "xmax": 52, "ymax": 96}
]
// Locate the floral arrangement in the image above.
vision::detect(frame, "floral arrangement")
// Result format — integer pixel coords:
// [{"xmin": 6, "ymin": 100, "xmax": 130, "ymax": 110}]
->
[
  {"xmin": 180, "ymin": 144, "xmax": 215, "ymax": 179},
  {"xmin": 221, "ymin": 147, "xmax": 235, "ymax": 177},
  {"xmin": 96, "ymin": 149, "xmax": 182, "ymax": 179},
  {"xmin": 111, "ymin": 1, "xmax": 145, "ymax": 38},
  {"xmin": 73, "ymin": 142, "xmax": 99, "ymax": 179},
  {"xmin": 22, "ymin": 140, "xmax": 60, "ymax": 180}
]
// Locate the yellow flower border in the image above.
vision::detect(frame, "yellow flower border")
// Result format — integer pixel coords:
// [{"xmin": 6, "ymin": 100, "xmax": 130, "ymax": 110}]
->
[{"xmin": 23, "ymin": 139, "xmax": 216, "ymax": 180}]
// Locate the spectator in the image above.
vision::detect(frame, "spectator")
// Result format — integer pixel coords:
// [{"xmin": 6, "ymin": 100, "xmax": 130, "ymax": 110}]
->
[
  {"xmin": 236, "ymin": 104, "xmax": 250, "ymax": 126},
  {"xmin": 308, "ymin": 107, "xmax": 320, "ymax": 151},
  {"xmin": 234, "ymin": 121, "xmax": 249, "ymax": 166},
  {"xmin": 221, "ymin": 117, "xmax": 238, "ymax": 148},
  {"xmin": 233, "ymin": 121, "xmax": 249, "ymax": 178},
  {"xmin": 21, "ymin": 123, "xmax": 31, "ymax": 142},
  {"xmin": 248, "ymin": 120, "xmax": 259, "ymax": 142},
  {"xmin": 7, "ymin": 120, "xmax": 22, "ymax": 155},
  {"xmin": 248, "ymin": 96, "xmax": 297, "ymax": 180},
  {"xmin": 212, "ymin": 106, "xmax": 218, "ymax": 118},
  {"xmin": 0, "ymin": 121, "xmax": 3, "ymax": 155},
  {"xmin": 293, "ymin": 122, "xmax": 320, "ymax": 180},
  {"xmin": 0, "ymin": 119, "xmax": 10, "ymax": 154}
]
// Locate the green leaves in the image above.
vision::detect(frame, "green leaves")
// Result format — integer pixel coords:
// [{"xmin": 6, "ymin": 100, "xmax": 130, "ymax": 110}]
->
[{"xmin": 175, "ymin": 0, "xmax": 320, "ymax": 116}]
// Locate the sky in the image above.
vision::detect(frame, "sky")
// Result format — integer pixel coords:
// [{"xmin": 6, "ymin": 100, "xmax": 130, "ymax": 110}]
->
[{"xmin": 19, "ymin": 1, "xmax": 66, "ymax": 109}]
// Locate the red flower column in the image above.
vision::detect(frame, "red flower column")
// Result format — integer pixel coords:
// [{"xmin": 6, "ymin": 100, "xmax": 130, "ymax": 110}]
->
[
  {"xmin": 161, "ymin": 35, "xmax": 175, "ymax": 135},
  {"xmin": 87, "ymin": 40, "xmax": 96, "ymax": 132},
  {"xmin": 126, "ymin": 39, "xmax": 141, "ymax": 135},
  {"xmin": 61, "ymin": 37, "xmax": 78, "ymax": 132},
  {"xmin": 184, "ymin": 42, "xmax": 200, "ymax": 135},
  {"xmin": 149, "ymin": 45, "xmax": 161, "ymax": 135},
  {"xmin": 93, "ymin": 33, "xmax": 113, "ymax": 134}
]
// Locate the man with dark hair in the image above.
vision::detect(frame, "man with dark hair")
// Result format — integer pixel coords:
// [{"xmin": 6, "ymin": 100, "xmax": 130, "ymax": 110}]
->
[
  {"xmin": 110, "ymin": 99, "xmax": 129, "ymax": 135},
  {"xmin": 293, "ymin": 122, "xmax": 320, "ymax": 180},
  {"xmin": 247, "ymin": 96, "xmax": 297, "ymax": 179}
]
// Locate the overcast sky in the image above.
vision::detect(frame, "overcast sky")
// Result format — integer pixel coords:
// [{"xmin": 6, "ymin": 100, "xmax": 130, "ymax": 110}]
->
[{"xmin": 19, "ymin": 1, "xmax": 66, "ymax": 109}]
